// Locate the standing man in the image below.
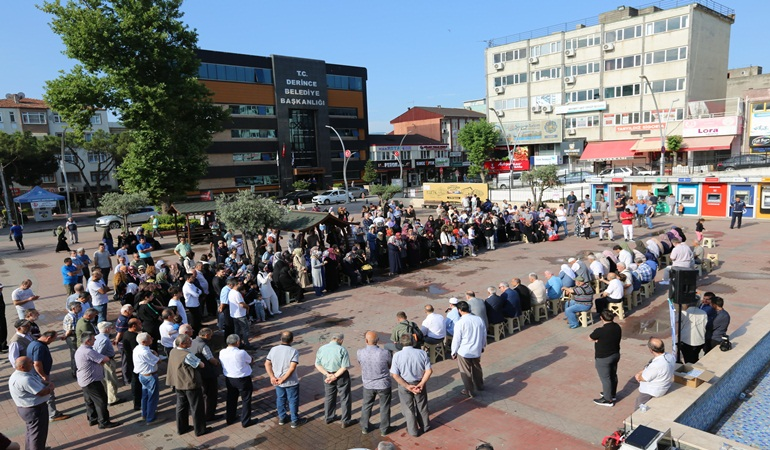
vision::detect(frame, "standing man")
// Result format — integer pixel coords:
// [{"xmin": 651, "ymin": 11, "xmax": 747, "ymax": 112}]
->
[
  {"xmin": 76, "ymin": 308, "xmax": 98, "ymax": 347},
  {"xmin": 357, "ymin": 331, "xmax": 392, "ymax": 436},
  {"xmin": 12, "ymin": 280, "xmax": 39, "ymax": 320},
  {"xmin": 150, "ymin": 215, "xmax": 162, "ymax": 239},
  {"xmin": 9, "ymin": 356, "xmax": 56, "ymax": 450},
  {"xmin": 61, "ymin": 258, "xmax": 81, "ymax": 296},
  {"xmin": 62, "ymin": 302, "xmax": 82, "ymax": 378},
  {"xmin": 190, "ymin": 328, "xmax": 221, "ymax": 421},
  {"xmin": 133, "ymin": 332, "xmax": 161, "ymax": 424},
  {"xmin": 706, "ymin": 297, "xmax": 731, "ymax": 353},
  {"xmin": 121, "ymin": 318, "xmax": 143, "ymax": 412},
  {"xmin": 183, "ymin": 273, "xmax": 203, "ymax": 335},
  {"xmin": 634, "ymin": 338, "xmax": 676, "ymax": 409},
  {"xmin": 87, "ymin": 270, "xmax": 112, "ymax": 324},
  {"xmin": 620, "ymin": 208, "xmax": 635, "ymax": 242},
  {"xmin": 66, "ymin": 217, "xmax": 79, "ymax": 244},
  {"xmin": 28, "ymin": 330, "xmax": 69, "ymax": 422},
  {"xmin": 166, "ymin": 334, "xmax": 211, "ymax": 436},
  {"xmin": 94, "ymin": 322, "xmax": 120, "ymax": 405},
  {"xmin": 265, "ymin": 331, "xmax": 307, "ymax": 428},
  {"xmin": 228, "ymin": 282, "xmax": 251, "ymax": 348},
  {"xmin": 589, "ymin": 310, "xmax": 622, "ymax": 407},
  {"xmin": 9, "ymin": 221, "xmax": 24, "ymax": 250},
  {"xmin": 174, "ymin": 236, "xmax": 192, "ymax": 260},
  {"xmin": 390, "ymin": 334, "xmax": 432, "ymax": 437},
  {"xmin": 92, "ymin": 244, "xmax": 112, "ymax": 286},
  {"xmin": 451, "ymin": 301, "xmax": 487, "ymax": 398},
  {"xmin": 8, "ymin": 319, "xmax": 33, "ymax": 366},
  {"xmin": 76, "ymin": 332, "xmax": 120, "ymax": 429},
  {"xmin": 566, "ymin": 191, "xmax": 578, "ymax": 217},
  {"xmin": 220, "ymin": 334, "xmax": 256, "ymax": 427},
  {"xmin": 730, "ymin": 195, "xmax": 746, "ymax": 229},
  {"xmin": 679, "ymin": 301, "xmax": 708, "ymax": 363},
  {"xmin": 314, "ymin": 333, "xmax": 354, "ymax": 428}
]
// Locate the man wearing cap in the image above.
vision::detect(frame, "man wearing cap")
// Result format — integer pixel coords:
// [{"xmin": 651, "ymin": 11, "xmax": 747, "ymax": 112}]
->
[
  {"xmin": 9, "ymin": 356, "xmax": 56, "ymax": 450},
  {"xmin": 8, "ymin": 319, "xmax": 33, "ymax": 366},
  {"xmin": 445, "ymin": 297, "xmax": 461, "ymax": 338},
  {"xmin": 562, "ymin": 277, "xmax": 596, "ymax": 329}
]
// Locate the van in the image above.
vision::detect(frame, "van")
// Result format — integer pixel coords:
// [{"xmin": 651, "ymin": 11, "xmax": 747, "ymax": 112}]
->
[{"xmin": 495, "ymin": 171, "xmax": 523, "ymax": 188}]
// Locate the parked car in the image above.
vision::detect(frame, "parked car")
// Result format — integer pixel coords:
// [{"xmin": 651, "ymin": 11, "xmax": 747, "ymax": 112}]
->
[
  {"xmin": 717, "ymin": 154, "xmax": 770, "ymax": 171},
  {"xmin": 95, "ymin": 206, "xmax": 158, "ymax": 229},
  {"xmin": 557, "ymin": 171, "xmax": 594, "ymax": 184},
  {"xmin": 635, "ymin": 166, "xmax": 658, "ymax": 176},
  {"xmin": 278, "ymin": 190, "xmax": 316, "ymax": 205},
  {"xmin": 495, "ymin": 172, "xmax": 523, "ymax": 188},
  {"xmin": 312, "ymin": 189, "xmax": 353, "ymax": 205},
  {"xmin": 598, "ymin": 167, "xmax": 640, "ymax": 177},
  {"xmin": 345, "ymin": 186, "xmax": 369, "ymax": 198}
]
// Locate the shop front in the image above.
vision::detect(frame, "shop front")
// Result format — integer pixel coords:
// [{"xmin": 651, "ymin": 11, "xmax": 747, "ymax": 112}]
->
[
  {"xmin": 677, "ymin": 183, "xmax": 700, "ymax": 216},
  {"xmin": 579, "ymin": 139, "xmax": 638, "ymax": 172},
  {"xmin": 653, "ymin": 183, "xmax": 675, "ymax": 214},
  {"xmin": 375, "ymin": 160, "xmax": 411, "ymax": 186},
  {"xmin": 412, "ymin": 159, "xmax": 436, "ymax": 185}
]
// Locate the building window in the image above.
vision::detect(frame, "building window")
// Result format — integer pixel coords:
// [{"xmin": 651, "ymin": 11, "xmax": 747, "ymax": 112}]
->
[
  {"xmin": 334, "ymin": 128, "xmax": 359, "ymax": 138},
  {"xmin": 604, "ymin": 55, "xmax": 642, "ymax": 71},
  {"xmin": 645, "ymin": 78, "xmax": 686, "ymax": 94},
  {"xmin": 646, "ymin": 15, "xmax": 689, "ymax": 36},
  {"xmin": 494, "ymin": 73, "xmax": 528, "ymax": 87},
  {"xmin": 531, "ymin": 67, "xmax": 561, "ymax": 82},
  {"xmin": 21, "ymin": 112, "xmax": 47, "ymax": 124},
  {"xmin": 643, "ymin": 108, "xmax": 684, "ymax": 123},
  {"xmin": 52, "ymin": 113, "xmax": 63, "ymax": 123},
  {"xmin": 645, "ymin": 46, "xmax": 688, "ymax": 65},
  {"xmin": 61, "ymin": 171, "xmax": 81, "ymax": 183},
  {"xmin": 198, "ymin": 63, "xmax": 273, "ymax": 84},
  {"xmin": 90, "ymin": 171, "xmax": 109, "ymax": 183},
  {"xmin": 87, "ymin": 152, "xmax": 108, "ymax": 163},
  {"xmin": 606, "ymin": 112, "xmax": 641, "ymax": 125},
  {"xmin": 41, "ymin": 174, "xmax": 55, "ymax": 183},
  {"xmin": 232, "ymin": 152, "xmax": 275, "ymax": 162},
  {"xmin": 420, "ymin": 150, "xmax": 431, "ymax": 159},
  {"xmin": 0, "ymin": 112, "xmax": 3, "ymax": 123},
  {"xmin": 84, "ymin": 133, "xmax": 92, "ymax": 142},
  {"xmin": 230, "ymin": 129, "xmax": 277, "ymax": 139},
  {"xmin": 493, "ymin": 48, "xmax": 528, "ymax": 64},
  {"xmin": 229, "ymin": 104, "xmax": 275, "ymax": 116},
  {"xmin": 564, "ymin": 61, "xmax": 600, "ymax": 77},
  {"xmin": 493, "ymin": 97, "xmax": 529, "ymax": 110},
  {"xmin": 565, "ymin": 115, "xmax": 600, "ymax": 129},
  {"xmin": 328, "ymin": 107, "xmax": 358, "ymax": 117},
  {"xmin": 289, "ymin": 109, "xmax": 317, "ymax": 167},
  {"xmin": 235, "ymin": 175, "xmax": 279, "ymax": 186},
  {"xmin": 62, "ymin": 151, "xmax": 76, "ymax": 163},
  {"xmin": 530, "ymin": 41, "xmax": 562, "ymax": 58},
  {"xmin": 604, "ymin": 24, "xmax": 643, "ymax": 43},
  {"xmin": 90, "ymin": 115, "xmax": 102, "ymax": 125},
  {"xmin": 565, "ymin": 34, "xmax": 601, "ymax": 50},
  {"xmin": 565, "ymin": 89, "xmax": 601, "ymax": 103},
  {"xmin": 604, "ymin": 83, "xmax": 641, "ymax": 99},
  {"xmin": 9, "ymin": 112, "xmax": 16, "ymax": 123},
  {"xmin": 327, "ymin": 75, "xmax": 363, "ymax": 91}
]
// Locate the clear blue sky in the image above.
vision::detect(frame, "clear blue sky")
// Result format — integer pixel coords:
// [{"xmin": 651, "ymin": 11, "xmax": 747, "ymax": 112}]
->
[{"xmin": 2, "ymin": 0, "xmax": 768, "ymax": 133}]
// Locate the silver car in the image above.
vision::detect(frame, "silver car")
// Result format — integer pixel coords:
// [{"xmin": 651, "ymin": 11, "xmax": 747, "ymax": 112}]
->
[{"xmin": 95, "ymin": 206, "xmax": 158, "ymax": 229}]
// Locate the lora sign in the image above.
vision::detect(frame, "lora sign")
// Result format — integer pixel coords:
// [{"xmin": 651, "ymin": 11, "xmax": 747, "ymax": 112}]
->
[{"xmin": 683, "ymin": 117, "xmax": 741, "ymax": 137}]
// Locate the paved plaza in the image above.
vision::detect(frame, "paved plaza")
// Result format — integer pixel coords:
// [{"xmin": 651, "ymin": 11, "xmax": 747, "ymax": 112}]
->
[{"xmin": 1, "ymin": 212, "xmax": 768, "ymax": 450}]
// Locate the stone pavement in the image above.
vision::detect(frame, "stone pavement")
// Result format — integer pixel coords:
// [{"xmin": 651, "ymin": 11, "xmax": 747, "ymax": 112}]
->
[{"xmin": 1, "ymin": 212, "xmax": 768, "ymax": 450}]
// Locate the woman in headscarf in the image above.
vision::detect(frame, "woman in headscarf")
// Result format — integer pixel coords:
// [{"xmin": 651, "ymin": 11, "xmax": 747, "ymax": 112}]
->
[
  {"xmin": 602, "ymin": 249, "xmax": 619, "ymax": 274},
  {"xmin": 559, "ymin": 264, "xmax": 576, "ymax": 288},
  {"xmin": 292, "ymin": 248, "xmax": 311, "ymax": 289},
  {"xmin": 646, "ymin": 238, "xmax": 661, "ymax": 259},
  {"xmin": 310, "ymin": 249, "xmax": 325, "ymax": 297},
  {"xmin": 55, "ymin": 225, "xmax": 70, "ymax": 253},
  {"xmin": 257, "ymin": 263, "xmax": 281, "ymax": 315},
  {"xmin": 387, "ymin": 234, "xmax": 403, "ymax": 276},
  {"xmin": 323, "ymin": 248, "xmax": 341, "ymax": 292},
  {"xmin": 102, "ymin": 227, "xmax": 116, "ymax": 255},
  {"xmin": 135, "ymin": 290, "xmax": 162, "ymax": 350}
]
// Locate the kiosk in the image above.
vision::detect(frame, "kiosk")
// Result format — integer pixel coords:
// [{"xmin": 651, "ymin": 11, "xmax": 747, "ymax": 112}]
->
[
  {"xmin": 677, "ymin": 183, "xmax": 699, "ymax": 216},
  {"xmin": 700, "ymin": 181, "xmax": 728, "ymax": 217}
]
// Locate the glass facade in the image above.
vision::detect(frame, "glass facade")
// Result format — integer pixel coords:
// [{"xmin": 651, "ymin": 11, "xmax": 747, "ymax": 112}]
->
[{"xmin": 289, "ymin": 109, "xmax": 317, "ymax": 167}]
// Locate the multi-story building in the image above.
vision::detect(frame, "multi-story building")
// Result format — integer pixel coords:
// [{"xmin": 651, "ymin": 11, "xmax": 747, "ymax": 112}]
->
[
  {"xmin": 485, "ymin": 1, "xmax": 735, "ymax": 172},
  {"xmin": 390, "ymin": 106, "xmax": 485, "ymax": 181},
  {"xmin": 0, "ymin": 93, "xmax": 117, "ymax": 204},
  {"xmin": 368, "ymin": 134, "xmax": 449, "ymax": 186},
  {"xmin": 195, "ymin": 50, "xmax": 369, "ymax": 196}
]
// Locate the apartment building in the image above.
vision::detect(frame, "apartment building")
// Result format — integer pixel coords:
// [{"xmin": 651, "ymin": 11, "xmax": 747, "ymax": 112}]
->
[{"xmin": 485, "ymin": 1, "xmax": 735, "ymax": 172}]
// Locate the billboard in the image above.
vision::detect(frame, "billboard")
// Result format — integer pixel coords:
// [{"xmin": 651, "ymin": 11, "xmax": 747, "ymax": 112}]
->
[
  {"xmin": 683, "ymin": 116, "xmax": 742, "ymax": 137},
  {"xmin": 497, "ymin": 120, "xmax": 562, "ymax": 144},
  {"xmin": 423, "ymin": 183, "xmax": 489, "ymax": 204}
]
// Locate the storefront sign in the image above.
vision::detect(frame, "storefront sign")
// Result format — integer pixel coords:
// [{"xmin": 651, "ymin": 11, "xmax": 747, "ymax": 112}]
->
[
  {"xmin": 449, "ymin": 151, "xmax": 462, "ymax": 157},
  {"xmin": 751, "ymin": 136, "xmax": 770, "ymax": 147},
  {"xmin": 424, "ymin": 183, "xmax": 489, "ymax": 204},
  {"xmin": 615, "ymin": 123, "xmax": 662, "ymax": 133},
  {"xmin": 435, "ymin": 157, "xmax": 450, "ymax": 167},
  {"xmin": 704, "ymin": 177, "xmax": 719, "ymax": 182},
  {"xmin": 419, "ymin": 145, "xmax": 449, "ymax": 150},
  {"xmin": 534, "ymin": 155, "xmax": 559, "ymax": 166},
  {"xmin": 414, "ymin": 159, "xmax": 435, "ymax": 167},
  {"xmin": 484, "ymin": 159, "xmax": 530, "ymax": 173},
  {"xmin": 31, "ymin": 201, "xmax": 57, "ymax": 208},
  {"xmin": 561, "ymin": 139, "xmax": 585, "ymax": 156},
  {"xmin": 498, "ymin": 120, "xmax": 562, "ymax": 144},
  {"xmin": 375, "ymin": 160, "xmax": 411, "ymax": 170},
  {"xmin": 678, "ymin": 178, "xmax": 691, "ymax": 182},
  {"xmin": 554, "ymin": 101, "xmax": 607, "ymax": 115},
  {"xmin": 683, "ymin": 117, "xmax": 741, "ymax": 137}
]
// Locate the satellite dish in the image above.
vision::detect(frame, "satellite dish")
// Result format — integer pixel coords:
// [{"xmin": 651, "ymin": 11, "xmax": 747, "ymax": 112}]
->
[
  {"xmin": 4, "ymin": 93, "xmax": 12, "ymax": 100},
  {"xmin": 17, "ymin": 92, "xmax": 25, "ymax": 100}
]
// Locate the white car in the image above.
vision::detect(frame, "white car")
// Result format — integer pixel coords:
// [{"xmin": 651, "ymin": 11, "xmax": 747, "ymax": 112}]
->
[
  {"xmin": 598, "ymin": 167, "xmax": 639, "ymax": 177},
  {"xmin": 312, "ymin": 189, "xmax": 353, "ymax": 205},
  {"xmin": 95, "ymin": 206, "xmax": 158, "ymax": 229}
]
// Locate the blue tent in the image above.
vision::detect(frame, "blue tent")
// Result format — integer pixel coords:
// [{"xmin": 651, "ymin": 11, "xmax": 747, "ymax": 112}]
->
[{"xmin": 13, "ymin": 186, "xmax": 66, "ymax": 203}]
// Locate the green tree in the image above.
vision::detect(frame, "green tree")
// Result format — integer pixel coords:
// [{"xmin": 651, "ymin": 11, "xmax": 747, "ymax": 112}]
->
[
  {"xmin": 98, "ymin": 191, "xmax": 149, "ymax": 230},
  {"xmin": 292, "ymin": 180, "xmax": 311, "ymax": 191},
  {"xmin": 0, "ymin": 132, "xmax": 59, "ymax": 187},
  {"xmin": 362, "ymin": 159, "xmax": 378, "ymax": 184},
  {"xmin": 457, "ymin": 120, "xmax": 500, "ymax": 178},
  {"xmin": 41, "ymin": 0, "xmax": 227, "ymax": 210},
  {"xmin": 667, "ymin": 134, "xmax": 684, "ymax": 168},
  {"xmin": 521, "ymin": 165, "xmax": 560, "ymax": 207},
  {"xmin": 215, "ymin": 190, "xmax": 288, "ymax": 259},
  {"xmin": 369, "ymin": 184, "xmax": 401, "ymax": 204}
]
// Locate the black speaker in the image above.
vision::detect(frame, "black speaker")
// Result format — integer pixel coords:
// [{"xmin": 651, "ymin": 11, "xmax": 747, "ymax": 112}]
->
[{"xmin": 670, "ymin": 267, "xmax": 698, "ymax": 304}]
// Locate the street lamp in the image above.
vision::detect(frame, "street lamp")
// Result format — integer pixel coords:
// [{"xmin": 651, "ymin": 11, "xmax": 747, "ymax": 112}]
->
[
  {"xmin": 489, "ymin": 108, "xmax": 522, "ymax": 201},
  {"xmin": 663, "ymin": 98, "xmax": 680, "ymax": 168},
  {"xmin": 396, "ymin": 130, "xmax": 413, "ymax": 192},
  {"xmin": 640, "ymin": 75, "xmax": 668, "ymax": 177},
  {"xmin": 325, "ymin": 125, "xmax": 353, "ymax": 195},
  {"xmin": 60, "ymin": 128, "xmax": 72, "ymax": 217}
]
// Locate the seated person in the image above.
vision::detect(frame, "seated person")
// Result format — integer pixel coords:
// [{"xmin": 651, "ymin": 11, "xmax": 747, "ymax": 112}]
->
[
  {"xmin": 498, "ymin": 282, "xmax": 521, "ymax": 317},
  {"xmin": 485, "ymin": 286, "xmax": 515, "ymax": 322},
  {"xmin": 544, "ymin": 271, "xmax": 563, "ymax": 300},
  {"xmin": 562, "ymin": 277, "xmax": 595, "ymax": 329}
]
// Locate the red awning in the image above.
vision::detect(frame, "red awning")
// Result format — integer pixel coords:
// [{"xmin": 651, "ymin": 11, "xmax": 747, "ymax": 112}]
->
[
  {"xmin": 580, "ymin": 140, "xmax": 638, "ymax": 161},
  {"xmin": 682, "ymin": 136, "xmax": 735, "ymax": 152}
]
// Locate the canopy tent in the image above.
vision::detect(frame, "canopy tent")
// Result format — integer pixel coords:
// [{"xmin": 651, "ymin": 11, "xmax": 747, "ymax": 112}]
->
[
  {"xmin": 277, "ymin": 211, "xmax": 351, "ymax": 232},
  {"xmin": 13, "ymin": 186, "xmax": 65, "ymax": 203},
  {"xmin": 167, "ymin": 201, "xmax": 217, "ymax": 243}
]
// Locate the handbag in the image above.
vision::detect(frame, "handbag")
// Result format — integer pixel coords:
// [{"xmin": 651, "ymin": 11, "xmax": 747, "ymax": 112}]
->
[{"xmin": 361, "ymin": 264, "xmax": 373, "ymax": 271}]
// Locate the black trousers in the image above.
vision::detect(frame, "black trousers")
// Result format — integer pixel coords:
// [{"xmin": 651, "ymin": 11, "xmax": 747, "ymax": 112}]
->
[
  {"xmin": 82, "ymin": 381, "xmax": 110, "ymax": 426},
  {"xmin": 131, "ymin": 373, "xmax": 143, "ymax": 410},
  {"xmin": 201, "ymin": 376, "xmax": 219, "ymax": 420},
  {"xmin": 0, "ymin": 303, "xmax": 8, "ymax": 349},
  {"xmin": 188, "ymin": 305, "xmax": 202, "ymax": 337},
  {"xmin": 66, "ymin": 335, "xmax": 78, "ymax": 378},
  {"xmin": 225, "ymin": 376, "xmax": 252, "ymax": 426},
  {"xmin": 680, "ymin": 342, "xmax": 703, "ymax": 363},
  {"xmin": 176, "ymin": 388, "xmax": 206, "ymax": 436},
  {"xmin": 17, "ymin": 403, "xmax": 48, "ymax": 450},
  {"xmin": 13, "ymin": 235, "xmax": 24, "ymax": 250}
]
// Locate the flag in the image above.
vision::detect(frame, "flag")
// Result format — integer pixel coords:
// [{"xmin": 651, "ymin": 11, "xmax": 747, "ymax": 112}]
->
[
  {"xmin": 291, "ymin": 152, "xmax": 295, "ymax": 167},
  {"xmin": 282, "ymin": 143, "xmax": 286, "ymax": 158},
  {"xmin": 277, "ymin": 145, "xmax": 281, "ymax": 167}
]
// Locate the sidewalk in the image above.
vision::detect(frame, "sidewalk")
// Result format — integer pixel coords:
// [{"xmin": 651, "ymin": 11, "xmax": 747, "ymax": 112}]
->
[{"xmin": 0, "ymin": 213, "xmax": 767, "ymax": 449}]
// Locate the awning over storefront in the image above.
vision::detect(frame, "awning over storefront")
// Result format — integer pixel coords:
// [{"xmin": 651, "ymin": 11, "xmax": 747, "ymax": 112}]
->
[
  {"xmin": 580, "ymin": 140, "xmax": 637, "ymax": 161},
  {"xmin": 682, "ymin": 135, "xmax": 735, "ymax": 152},
  {"xmin": 631, "ymin": 138, "xmax": 665, "ymax": 153}
]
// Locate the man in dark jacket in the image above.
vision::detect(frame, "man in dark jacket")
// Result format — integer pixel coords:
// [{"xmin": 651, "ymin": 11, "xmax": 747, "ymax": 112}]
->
[
  {"xmin": 511, "ymin": 278, "xmax": 533, "ymax": 319},
  {"xmin": 166, "ymin": 334, "xmax": 210, "ymax": 436},
  {"xmin": 498, "ymin": 282, "xmax": 521, "ymax": 317},
  {"xmin": 484, "ymin": 287, "xmax": 512, "ymax": 324}
]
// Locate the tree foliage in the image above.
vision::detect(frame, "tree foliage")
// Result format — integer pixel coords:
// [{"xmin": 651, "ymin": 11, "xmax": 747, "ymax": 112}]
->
[
  {"xmin": 369, "ymin": 184, "xmax": 401, "ymax": 204},
  {"xmin": 292, "ymin": 180, "xmax": 311, "ymax": 191},
  {"xmin": 456, "ymin": 120, "xmax": 499, "ymax": 178},
  {"xmin": 0, "ymin": 132, "xmax": 59, "ymax": 187},
  {"xmin": 521, "ymin": 165, "xmax": 560, "ymax": 207},
  {"xmin": 41, "ymin": 0, "xmax": 227, "ymax": 209},
  {"xmin": 98, "ymin": 191, "xmax": 148, "ymax": 230},
  {"xmin": 667, "ymin": 134, "xmax": 684, "ymax": 167},
  {"xmin": 215, "ymin": 191, "xmax": 288, "ymax": 259},
  {"xmin": 362, "ymin": 159, "xmax": 378, "ymax": 184}
]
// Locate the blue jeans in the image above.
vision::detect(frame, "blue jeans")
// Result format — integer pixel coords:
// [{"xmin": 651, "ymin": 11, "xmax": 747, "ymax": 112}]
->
[
  {"xmin": 275, "ymin": 384, "xmax": 300, "ymax": 423},
  {"xmin": 93, "ymin": 304, "xmax": 108, "ymax": 324},
  {"xmin": 556, "ymin": 221, "xmax": 568, "ymax": 235},
  {"xmin": 645, "ymin": 216, "xmax": 653, "ymax": 229},
  {"xmin": 565, "ymin": 300, "xmax": 593, "ymax": 327},
  {"xmin": 139, "ymin": 373, "xmax": 159, "ymax": 423}
]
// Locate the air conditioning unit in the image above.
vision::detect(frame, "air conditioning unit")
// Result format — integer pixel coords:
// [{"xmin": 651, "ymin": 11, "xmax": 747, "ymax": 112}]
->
[
  {"xmin": 528, "ymin": 56, "xmax": 539, "ymax": 64},
  {"xmin": 493, "ymin": 62, "xmax": 505, "ymax": 71},
  {"xmin": 494, "ymin": 86, "xmax": 505, "ymax": 95},
  {"xmin": 567, "ymin": 128, "xmax": 577, "ymax": 135},
  {"xmin": 542, "ymin": 105, "xmax": 553, "ymax": 113},
  {"xmin": 565, "ymin": 76, "xmax": 576, "ymax": 84},
  {"xmin": 58, "ymin": 187, "xmax": 66, "ymax": 192},
  {"xmin": 531, "ymin": 105, "xmax": 542, "ymax": 113},
  {"xmin": 565, "ymin": 49, "xmax": 576, "ymax": 57},
  {"xmin": 603, "ymin": 43, "xmax": 615, "ymax": 52}
]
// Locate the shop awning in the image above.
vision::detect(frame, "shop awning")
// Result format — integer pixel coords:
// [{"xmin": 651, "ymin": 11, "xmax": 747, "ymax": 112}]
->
[
  {"xmin": 580, "ymin": 140, "xmax": 637, "ymax": 161},
  {"xmin": 682, "ymin": 136, "xmax": 735, "ymax": 152},
  {"xmin": 631, "ymin": 138, "xmax": 666, "ymax": 153}
]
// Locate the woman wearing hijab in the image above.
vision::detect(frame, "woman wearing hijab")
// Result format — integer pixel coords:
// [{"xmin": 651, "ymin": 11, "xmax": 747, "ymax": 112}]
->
[
  {"xmin": 559, "ymin": 264, "xmax": 576, "ymax": 288},
  {"xmin": 310, "ymin": 249, "xmax": 325, "ymax": 296},
  {"xmin": 292, "ymin": 248, "xmax": 311, "ymax": 289},
  {"xmin": 602, "ymin": 250, "xmax": 619, "ymax": 274},
  {"xmin": 55, "ymin": 225, "xmax": 70, "ymax": 253},
  {"xmin": 257, "ymin": 263, "xmax": 281, "ymax": 315},
  {"xmin": 102, "ymin": 227, "xmax": 116, "ymax": 255},
  {"xmin": 386, "ymin": 234, "xmax": 403, "ymax": 276},
  {"xmin": 323, "ymin": 248, "xmax": 341, "ymax": 292}
]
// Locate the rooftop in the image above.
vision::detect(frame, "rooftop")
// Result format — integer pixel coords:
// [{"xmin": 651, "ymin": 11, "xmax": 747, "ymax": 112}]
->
[{"xmin": 0, "ymin": 96, "xmax": 48, "ymax": 110}]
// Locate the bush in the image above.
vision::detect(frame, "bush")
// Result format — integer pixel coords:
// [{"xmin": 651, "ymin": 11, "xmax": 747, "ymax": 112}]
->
[{"xmin": 141, "ymin": 223, "xmax": 178, "ymax": 232}]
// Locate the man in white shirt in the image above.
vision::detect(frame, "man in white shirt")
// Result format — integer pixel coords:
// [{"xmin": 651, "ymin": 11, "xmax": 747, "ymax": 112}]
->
[
  {"xmin": 228, "ymin": 283, "xmax": 251, "ymax": 349},
  {"xmin": 527, "ymin": 273, "xmax": 547, "ymax": 305},
  {"xmin": 679, "ymin": 302, "xmax": 708, "ymax": 363},
  {"xmin": 613, "ymin": 245, "xmax": 634, "ymax": 268},
  {"xmin": 167, "ymin": 287, "xmax": 188, "ymax": 325},
  {"xmin": 451, "ymin": 301, "xmax": 487, "ymax": 398},
  {"xmin": 159, "ymin": 309, "xmax": 179, "ymax": 356},
  {"xmin": 183, "ymin": 273, "xmax": 202, "ymax": 335},
  {"xmin": 555, "ymin": 204, "xmax": 568, "ymax": 236},
  {"xmin": 12, "ymin": 279, "xmax": 39, "ymax": 320},
  {"xmin": 634, "ymin": 338, "xmax": 676, "ymax": 409},
  {"xmin": 587, "ymin": 254, "xmax": 606, "ymax": 281},
  {"xmin": 133, "ymin": 332, "xmax": 160, "ymax": 424},
  {"xmin": 420, "ymin": 304, "xmax": 446, "ymax": 345},
  {"xmin": 660, "ymin": 238, "xmax": 695, "ymax": 285},
  {"xmin": 220, "ymin": 334, "xmax": 255, "ymax": 427},
  {"xmin": 87, "ymin": 270, "xmax": 112, "ymax": 324},
  {"xmin": 597, "ymin": 272, "xmax": 624, "ymax": 313}
]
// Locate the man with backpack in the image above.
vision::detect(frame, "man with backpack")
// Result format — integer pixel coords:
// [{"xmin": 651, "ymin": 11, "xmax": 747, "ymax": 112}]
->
[{"xmin": 389, "ymin": 311, "xmax": 424, "ymax": 352}]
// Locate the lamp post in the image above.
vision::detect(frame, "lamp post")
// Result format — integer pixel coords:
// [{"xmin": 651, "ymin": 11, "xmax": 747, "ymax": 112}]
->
[
  {"xmin": 0, "ymin": 158, "xmax": 19, "ymax": 226},
  {"xmin": 60, "ymin": 128, "xmax": 72, "ymax": 217},
  {"xmin": 396, "ymin": 130, "xmax": 413, "ymax": 194},
  {"xmin": 489, "ymin": 107, "xmax": 512, "ymax": 200},
  {"xmin": 640, "ymin": 75, "xmax": 670, "ymax": 177},
  {"xmin": 325, "ymin": 125, "xmax": 352, "ymax": 195},
  {"xmin": 663, "ymin": 98, "xmax": 680, "ymax": 168}
]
